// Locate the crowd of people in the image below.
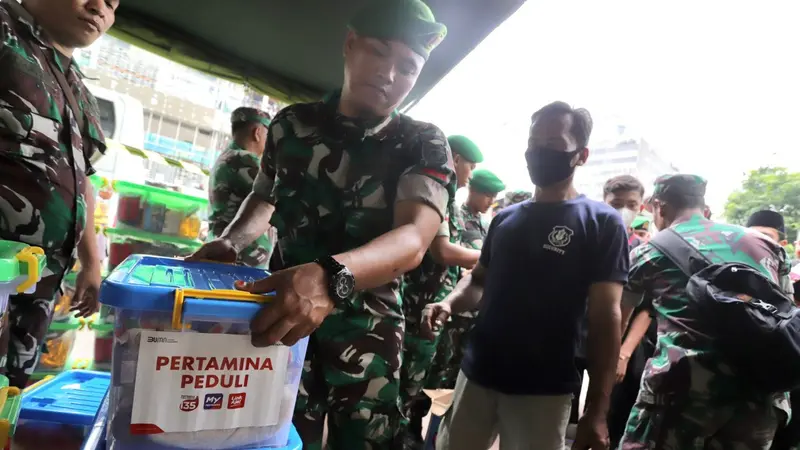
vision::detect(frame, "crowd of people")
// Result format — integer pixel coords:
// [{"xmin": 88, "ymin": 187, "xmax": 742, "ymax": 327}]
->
[{"xmin": 2, "ymin": 0, "xmax": 799, "ymax": 450}]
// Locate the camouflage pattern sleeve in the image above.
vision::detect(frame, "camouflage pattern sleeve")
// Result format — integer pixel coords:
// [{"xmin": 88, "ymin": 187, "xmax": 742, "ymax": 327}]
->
[
  {"xmin": 623, "ymin": 242, "xmax": 662, "ymax": 307},
  {"xmin": 779, "ymin": 246, "xmax": 795, "ymax": 296},
  {"xmin": 251, "ymin": 108, "xmax": 285, "ymax": 204},
  {"xmin": 395, "ymin": 123, "xmax": 456, "ymax": 222}
]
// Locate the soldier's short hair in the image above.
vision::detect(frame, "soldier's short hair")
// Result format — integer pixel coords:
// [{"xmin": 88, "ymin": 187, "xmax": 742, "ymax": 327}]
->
[
  {"xmin": 531, "ymin": 101, "xmax": 593, "ymax": 149},
  {"xmin": 603, "ymin": 175, "xmax": 645, "ymax": 198}
]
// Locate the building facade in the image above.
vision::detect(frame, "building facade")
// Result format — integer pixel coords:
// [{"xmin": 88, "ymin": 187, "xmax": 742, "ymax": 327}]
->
[
  {"xmin": 576, "ymin": 125, "xmax": 678, "ymax": 200},
  {"xmin": 75, "ymin": 35, "xmax": 283, "ymax": 170}
]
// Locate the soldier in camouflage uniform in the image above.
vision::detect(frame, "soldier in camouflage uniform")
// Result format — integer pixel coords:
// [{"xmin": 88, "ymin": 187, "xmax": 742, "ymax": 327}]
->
[
  {"xmin": 491, "ymin": 189, "xmax": 533, "ymax": 216},
  {"xmin": 0, "ymin": 0, "xmax": 116, "ymax": 387},
  {"xmin": 401, "ymin": 135, "xmax": 483, "ymax": 448},
  {"xmin": 620, "ymin": 174, "xmax": 794, "ymax": 449},
  {"xmin": 208, "ymin": 107, "xmax": 276, "ymax": 268},
  {"xmin": 426, "ymin": 169, "xmax": 505, "ymax": 391},
  {"xmin": 188, "ymin": 2, "xmax": 454, "ymax": 448}
]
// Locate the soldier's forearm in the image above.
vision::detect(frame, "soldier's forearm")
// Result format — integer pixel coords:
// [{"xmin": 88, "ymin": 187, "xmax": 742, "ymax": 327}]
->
[
  {"xmin": 429, "ymin": 237, "xmax": 480, "ymax": 268},
  {"xmin": 220, "ymin": 194, "xmax": 275, "ymax": 252},
  {"xmin": 335, "ymin": 223, "xmax": 430, "ymax": 292},
  {"xmin": 78, "ymin": 185, "xmax": 101, "ymax": 268},
  {"xmin": 334, "ymin": 201, "xmax": 442, "ymax": 291},
  {"xmin": 445, "ymin": 263, "xmax": 486, "ymax": 314}
]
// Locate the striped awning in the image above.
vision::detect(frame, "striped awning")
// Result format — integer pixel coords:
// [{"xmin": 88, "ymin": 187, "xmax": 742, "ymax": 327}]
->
[{"xmin": 106, "ymin": 140, "xmax": 210, "ymax": 176}]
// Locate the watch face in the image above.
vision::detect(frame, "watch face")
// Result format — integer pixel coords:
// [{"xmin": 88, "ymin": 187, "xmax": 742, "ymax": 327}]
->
[{"xmin": 334, "ymin": 270, "xmax": 355, "ymax": 299}]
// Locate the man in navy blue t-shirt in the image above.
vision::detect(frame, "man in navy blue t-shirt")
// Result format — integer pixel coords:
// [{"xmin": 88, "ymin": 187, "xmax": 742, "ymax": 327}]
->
[{"xmin": 423, "ymin": 101, "xmax": 629, "ymax": 450}]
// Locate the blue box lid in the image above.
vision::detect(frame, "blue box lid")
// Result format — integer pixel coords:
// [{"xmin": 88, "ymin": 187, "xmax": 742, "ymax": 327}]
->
[
  {"xmin": 100, "ymin": 255, "xmax": 273, "ymax": 325},
  {"xmin": 21, "ymin": 370, "xmax": 110, "ymax": 427}
]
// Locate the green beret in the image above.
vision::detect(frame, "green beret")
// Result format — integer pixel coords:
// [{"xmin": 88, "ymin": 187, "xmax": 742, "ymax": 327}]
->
[
  {"xmin": 652, "ymin": 174, "xmax": 707, "ymax": 201},
  {"xmin": 448, "ymin": 135, "xmax": 483, "ymax": 163},
  {"xmin": 470, "ymin": 169, "xmax": 505, "ymax": 194},
  {"xmin": 349, "ymin": 0, "xmax": 447, "ymax": 60},
  {"xmin": 231, "ymin": 107, "xmax": 271, "ymax": 127}
]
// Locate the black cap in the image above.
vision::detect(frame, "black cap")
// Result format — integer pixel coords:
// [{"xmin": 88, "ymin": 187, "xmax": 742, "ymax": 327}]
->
[{"xmin": 746, "ymin": 210, "xmax": 785, "ymax": 235}]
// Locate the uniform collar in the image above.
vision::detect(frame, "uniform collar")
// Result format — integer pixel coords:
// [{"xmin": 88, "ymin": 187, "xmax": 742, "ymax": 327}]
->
[
  {"xmin": 226, "ymin": 142, "xmax": 245, "ymax": 152},
  {"xmin": 322, "ymin": 90, "xmax": 399, "ymax": 141}
]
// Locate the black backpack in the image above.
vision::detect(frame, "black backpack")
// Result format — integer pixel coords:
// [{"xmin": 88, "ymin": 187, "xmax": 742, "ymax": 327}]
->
[{"xmin": 649, "ymin": 229, "xmax": 800, "ymax": 393}]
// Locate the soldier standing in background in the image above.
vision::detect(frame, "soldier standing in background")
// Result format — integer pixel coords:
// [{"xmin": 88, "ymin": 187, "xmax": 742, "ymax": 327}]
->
[
  {"xmin": 401, "ymin": 135, "xmax": 484, "ymax": 449},
  {"xmin": 0, "ymin": 0, "xmax": 117, "ymax": 387},
  {"xmin": 620, "ymin": 175, "xmax": 793, "ymax": 449},
  {"xmin": 208, "ymin": 107, "xmax": 276, "ymax": 268}
]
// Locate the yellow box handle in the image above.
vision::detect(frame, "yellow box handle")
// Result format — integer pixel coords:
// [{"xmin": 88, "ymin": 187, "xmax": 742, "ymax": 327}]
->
[
  {"xmin": 23, "ymin": 376, "xmax": 54, "ymax": 393},
  {"xmin": 171, "ymin": 288, "xmax": 272, "ymax": 330},
  {"xmin": 15, "ymin": 246, "xmax": 44, "ymax": 294}
]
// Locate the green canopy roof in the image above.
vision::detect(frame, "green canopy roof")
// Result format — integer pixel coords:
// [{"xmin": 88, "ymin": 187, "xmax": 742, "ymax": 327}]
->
[{"xmin": 110, "ymin": 0, "xmax": 525, "ymax": 106}]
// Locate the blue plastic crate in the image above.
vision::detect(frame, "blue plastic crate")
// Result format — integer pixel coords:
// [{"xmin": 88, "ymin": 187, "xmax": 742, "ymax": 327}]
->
[
  {"xmin": 20, "ymin": 370, "xmax": 110, "ymax": 427},
  {"xmin": 99, "ymin": 255, "xmax": 308, "ymax": 449}
]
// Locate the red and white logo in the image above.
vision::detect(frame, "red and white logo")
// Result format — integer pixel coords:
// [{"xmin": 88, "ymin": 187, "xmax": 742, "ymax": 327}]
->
[
  {"xmin": 227, "ymin": 393, "xmax": 246, "ymax": 410},
  {"xmin": 180, "ymin": 395, "xmax": 199, "ymax": 412}
]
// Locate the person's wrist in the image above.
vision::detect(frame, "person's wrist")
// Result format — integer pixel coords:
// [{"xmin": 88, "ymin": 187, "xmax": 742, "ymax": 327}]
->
[{"xmin": 619, "ymin": 353, "xmax": 630, "ymax": 360}]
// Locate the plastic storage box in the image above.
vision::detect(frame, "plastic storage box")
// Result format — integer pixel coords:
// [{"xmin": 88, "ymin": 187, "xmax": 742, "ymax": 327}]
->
[
  {"xmin": 14, "ymin": 370, "xmax": 110, "ymax": 449},
  {"xmin": 105, "ymin": 227, "xmax": 202, "ymax": 271},
  {"xmin": 112, "ymin": 181, "xmax": 207, "ymax": 239},
  {"xmin": 80, "ymin": 395, "xmax": 303, "ymax": 450},
  {"xmin": 100, "ymin": 256, "xmax": 309, "ymax": 449},
  {"xmin": 0, "ymin": 375, "xmax": 22, "ymax": 449},
  {"xmin": 0, "ymin": 240, "xmax": 46, "ymax": 312}
]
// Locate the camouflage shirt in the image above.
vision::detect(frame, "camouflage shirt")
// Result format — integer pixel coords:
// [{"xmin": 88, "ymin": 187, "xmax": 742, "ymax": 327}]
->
[
  {"xmin": 460, "ymin": 204, "xmax": 488, "ymax": 250},
  {"xmin": 403, "ymin": 201, "xmax": 464, "ymax": 324},
  {"xmin": 252, "ymin": 93, "xmax": 456, "ymax": 321},
  {"xmin": 0, "ymin": 1, "xmax": 106, "ymax": 297},
  {"xmin": 626, "ymin": 214, "xmax": 792, "ymax": 414},
  {"xmin": 208, "ymin": 143, "xmax": 276, "ymax": 268}
]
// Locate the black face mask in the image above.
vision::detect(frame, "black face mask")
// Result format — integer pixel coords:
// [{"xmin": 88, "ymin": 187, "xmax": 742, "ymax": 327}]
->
[{"xmin": 525, "ymin": 147, "xmax": 580, "ymax": 187}]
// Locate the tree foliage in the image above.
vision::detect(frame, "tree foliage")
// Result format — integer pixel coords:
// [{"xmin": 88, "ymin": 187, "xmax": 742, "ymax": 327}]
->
[{"xmin": 725, "ymin": 167, "xmax": 800, "ymax": 242}]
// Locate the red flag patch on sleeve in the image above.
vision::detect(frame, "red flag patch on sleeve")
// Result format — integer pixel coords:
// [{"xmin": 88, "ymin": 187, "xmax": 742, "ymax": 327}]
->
[{"xmin": 421, "ymin": 168, "xmax": 450, "ymax": 184}]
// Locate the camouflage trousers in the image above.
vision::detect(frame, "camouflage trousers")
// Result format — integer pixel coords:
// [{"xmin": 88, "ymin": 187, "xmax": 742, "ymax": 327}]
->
[
  {"xmin": 293, "ymin": 310, "xmax": 405, "ymax": 450},
  {"xmin": 0, "ymin": 292, "xmax": 56, "ymax": 388},
  {"xmin": 399, "ymin": 320, "xmax": 441, "ymax": 416},
  {"xmin": 425, "ymin": 311, "xmax": 477, "ymax": 390},
  {"xmin": 620, "ymin": 395, "xmax": 783, "ymax": 449}
]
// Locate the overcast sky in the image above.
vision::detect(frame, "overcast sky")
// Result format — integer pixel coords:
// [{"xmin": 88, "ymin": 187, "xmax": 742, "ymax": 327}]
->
[{"xmin": 409, "ymin": 0, "xmax": 800, "ymax": 212}]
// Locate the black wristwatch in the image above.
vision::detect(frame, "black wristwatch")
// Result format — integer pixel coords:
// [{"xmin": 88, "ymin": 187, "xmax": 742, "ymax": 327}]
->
[{"xmin": 314, "ymin": 256, "xmax": 355, "ymax": 303}]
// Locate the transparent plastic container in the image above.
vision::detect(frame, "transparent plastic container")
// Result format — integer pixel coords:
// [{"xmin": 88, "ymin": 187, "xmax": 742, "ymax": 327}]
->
[
  {"xmin": 100, "ymin": 256, "xmax": 308, "ymax": 450},
  {"xmin": 36, "ymin": 322, "xmax": 80, "ymax": 373}
]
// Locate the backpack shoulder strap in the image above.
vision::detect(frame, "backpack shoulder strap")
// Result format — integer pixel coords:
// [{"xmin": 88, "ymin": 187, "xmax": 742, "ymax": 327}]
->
[{"xmin": 649, "ymin": 229, "xmax": 713, "ymax": 278}]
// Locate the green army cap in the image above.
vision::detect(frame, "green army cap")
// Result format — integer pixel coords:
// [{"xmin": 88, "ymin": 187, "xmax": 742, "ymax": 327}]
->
[
  {"xmin": 349, "ymin": 0, "xmax": 447, "ymax": 60},
  {"xmin": 230, "ymin": 107, "xmax": 271, "ymax": 127},
  {"xmin": 652, "ymin": 174, "xmax": 707, "ymax": 201},
  {"xmin": 448, "ymin": 135, "xmax": 484, "ymax": 163},
  {"xmin": 503, "ymin": 189, "xmax": 532, "ymax": 206},
  {"xmin": 470, "ymin": 169, "xmax": 506, "ymax": 194},
  {"xmin": 631, "ymin": 215, "xmax": 651, "ymax": 230}
]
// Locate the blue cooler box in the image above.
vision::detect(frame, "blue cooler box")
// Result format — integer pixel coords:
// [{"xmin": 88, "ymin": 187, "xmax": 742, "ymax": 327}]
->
[{"xmin": 99, "ymin": 255, "xmax": 309, "ymax": 449}]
